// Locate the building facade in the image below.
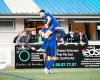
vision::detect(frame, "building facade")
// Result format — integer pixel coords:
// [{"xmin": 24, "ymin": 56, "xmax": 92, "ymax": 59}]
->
[{"xmin": 0, "ymin": 0, "xmax": 100, "ymax": 68}]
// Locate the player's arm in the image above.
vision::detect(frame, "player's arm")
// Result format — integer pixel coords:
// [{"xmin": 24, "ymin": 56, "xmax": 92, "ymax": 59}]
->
[
  {"xmin": 45, "ymin": 16, "xmax": 51, "ymax": 27},
  {"xmin": 44, "ymin": 16, "xmax": 53, "ymax": 38}
]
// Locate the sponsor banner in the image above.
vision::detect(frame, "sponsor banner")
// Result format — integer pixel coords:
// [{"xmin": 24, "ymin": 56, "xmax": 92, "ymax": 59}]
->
[
  {"xmin": 81, "ymin": 45, "xmax": 100, "ymax": 67},
  {"xmin": 15, "ymin": 44, "xmax": 100, "ymax": 68}
]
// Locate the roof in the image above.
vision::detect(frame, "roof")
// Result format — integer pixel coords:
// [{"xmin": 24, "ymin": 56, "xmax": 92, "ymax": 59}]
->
[
  {"xmin": 34, "ymin": 0, "xmax": 100, "ymax": 15},
  {"xmin": 0, "ymin": 0, "xmax": 11, "ymax": 13},
  {"xmin": 0, "ymin": 0, "xmax": 100, "ymax": 16}
]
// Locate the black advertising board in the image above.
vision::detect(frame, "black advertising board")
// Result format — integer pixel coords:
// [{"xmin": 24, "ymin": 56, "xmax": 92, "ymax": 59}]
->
[
  {"xmin": 52, "ymin": 44, "xmax": 83, "ymax": 68},
  {"xmin": 15, "ymin": 44, "xmax": 44, "ymax": 69},
  {"xmin": 15, "ymin": 44, "xmax": 100, "ymax": 69}
]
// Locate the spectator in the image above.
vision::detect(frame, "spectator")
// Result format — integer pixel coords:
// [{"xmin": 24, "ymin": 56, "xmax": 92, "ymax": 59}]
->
[
  {"xmin": 13, "ymin": 32, "xmax": 22, "ymax": 43},
  {"xmin": 73, "ymin": 31, "xmax": 80, "ymax": 43},
  {"xmin": 79, "ymin": 31, "xmax": 88, "ymax": 50},
  {"xmin": 25, "ymin": 29, "xmax": 38, "ymax": 50},
  {"xmin": 64, "ymin": 31, "xmax": 75, "ymax": 42},
  {"xmin": 16, "ymin": 30, "xmax": 27, "ymax": 44},
  {"xmin": 26, "ymin": 29, "xmax": 38, "ymax": 43}
]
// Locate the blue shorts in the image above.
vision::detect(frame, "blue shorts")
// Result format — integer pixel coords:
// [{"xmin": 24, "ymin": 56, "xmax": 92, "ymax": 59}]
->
[
  {"xmin": 46, "ymin": 49, "xmax": 57, "ymax": 56},
  {"xmin": 45, "ymin": 37, "xmax": 57, "ymax": 56}
]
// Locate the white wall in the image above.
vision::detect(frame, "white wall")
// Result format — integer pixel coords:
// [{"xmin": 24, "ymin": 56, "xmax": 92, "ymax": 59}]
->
[
  {"xmin": 0, "ymin": 18, "xmax": 24, "ymax": 68},
  {"xmin": 0, "ymin": 44, "xmax": 12, "ymax": 69},
  {"xmin": 0, "ymin": 18, "xmax": 24, "ymax": 43}
]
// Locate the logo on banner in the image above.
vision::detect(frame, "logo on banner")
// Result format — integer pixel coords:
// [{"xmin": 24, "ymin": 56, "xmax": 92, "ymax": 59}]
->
[{"xmin": 83, "ymin": 46, "xmax": 100, "ymax": 57}]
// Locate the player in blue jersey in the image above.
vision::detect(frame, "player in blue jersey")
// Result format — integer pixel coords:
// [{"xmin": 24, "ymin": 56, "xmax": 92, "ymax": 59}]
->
[
  {"xmin": 39, "ymin": 10, "xmax": 65, "ymax": 74},
  {"xmin": 39, "ymin": 10, "xmax": 65, "ymax": 49},
  {"xmin": 40, "ymin": 25, "xmax": 57, "ymax": 74}
]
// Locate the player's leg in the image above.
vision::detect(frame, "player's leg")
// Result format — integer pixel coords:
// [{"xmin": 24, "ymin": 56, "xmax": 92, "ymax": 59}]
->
[
  {"xmin": 44, "ymin": 47, "xmax": 57, "ymax": 74},
  {"xmin": 43, "ymin": 48, "xmax": 51, "ymax": 74},
  {"xmin": 44, "ymin": 56, "xmax": 51, "ymax": 69},
  {"xmin": 47, "ymin": 49, "xmax": 57, "ymax": 72},
  {"xmin": 47, "ymin": 39, "xmax": 57, "ymax": 73},
  {"xmin": 44, "ymin": 55, "xmax": 52, "ymax": 74},
  {"xmin": 43, "ymin": 53, "xmax": 47, "ymax": 62}
]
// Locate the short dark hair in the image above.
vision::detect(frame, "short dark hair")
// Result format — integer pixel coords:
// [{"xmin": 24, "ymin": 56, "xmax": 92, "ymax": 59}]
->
[{"xmin": 39, "ymin": 10, "xmax": 45, "ymax": 13}]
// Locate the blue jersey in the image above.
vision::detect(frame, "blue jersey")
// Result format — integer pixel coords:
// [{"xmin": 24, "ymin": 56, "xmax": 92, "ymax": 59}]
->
[
  {"xmin": 41, "ymin": 27, "xmax": 56, "ymax": 41},
  {"xmin": 42, "ymin": 27, "xmax": 56, "ymax": 47},
  {"xmin": 43, "ymin": 13, "xmax": 60, "ymax": 32},
  {"xmin": 43, "ymin": 13, "xmax": 60, "ymax": 26}
]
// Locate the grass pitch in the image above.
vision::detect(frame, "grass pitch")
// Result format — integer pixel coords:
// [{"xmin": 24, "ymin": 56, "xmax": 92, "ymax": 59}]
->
[{"xmin": 0, "ymin": 68, "xmax": 100, "ymax": 80}]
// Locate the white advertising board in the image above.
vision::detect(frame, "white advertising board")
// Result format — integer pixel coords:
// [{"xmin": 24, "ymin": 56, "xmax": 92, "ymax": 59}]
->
[{"xmin": 0, "ymin": 48, "xmax": 11, "ymax": 69}]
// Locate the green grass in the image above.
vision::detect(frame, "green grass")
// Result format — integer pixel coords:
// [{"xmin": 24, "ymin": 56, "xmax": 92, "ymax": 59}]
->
[{"xmin": 0, "ymin": 68, "xmax": 100, "ymax": 80}]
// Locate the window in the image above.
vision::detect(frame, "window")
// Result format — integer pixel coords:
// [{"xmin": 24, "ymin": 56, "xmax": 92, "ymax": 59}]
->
[
  {"xmin": 25, "ymin": 19, "xmax": 45, "ymax": 32},
  {"xmin": 0, "ymin": 19, "xmax": 15, "ymax": 29},
  {"xmin": 68, "ymin": 19, "xmax": 100, "ymax": 40}
]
